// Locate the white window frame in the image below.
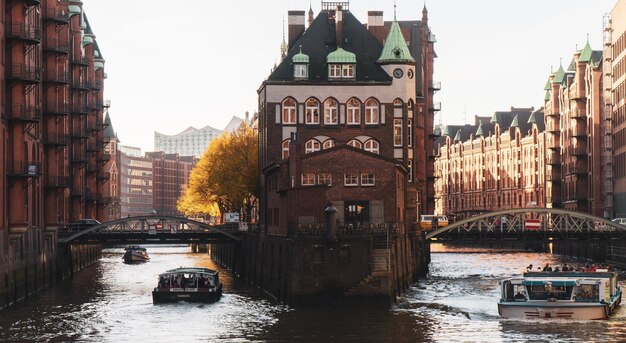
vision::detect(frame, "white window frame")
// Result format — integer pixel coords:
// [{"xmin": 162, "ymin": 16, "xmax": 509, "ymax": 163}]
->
[
  {"xmin": 408, "ymin": 159, "xmax": 413, "ymax": 182},
  {"xmin": 344, "ymin": 173, "xmax": 359, "ymax": 186},
  {"xmin": 322, "ymin": 139, "xmax": 335, "ymax": 149},
  {"xmin": 305, "ymin": 99, "xmax": 320, "ymax": 124},
  {"xmin": 282, "ymin": 139, "xmax": 290, "ymax": 159},
  {"xmin": 347, "ymin": 140, "xmax": 362, "ymax": 149},
  {"xmin": 361, "ymin": 173, "xmax": 375, "ymax": 186},
  {"xmin": 365, "ymin": 99, "xmax": 379, "ymax": 125},
  {"xmin": 305, "ymin": 140, "xmax": 321, "ymax": 154},
  {"xmin": 407, "ymin": 119, "xmax": 413, "ymax": 147},
  {"xmin": 364, "ymin": 140, "xmax": 379, "ymax": 154},
  {"xmin": 329, "ymin": 64, "xmax": 341, "ymax": 78},
  {"xmin": 394, "ymin": 119, "xmax": 403, "ymax": 146},
  {"xmin": 347, "ymin": 98, "xmax": 361, "ymax": 125},
  {"xmin": 294, "ymin": 64, "xmax": 307, "ymax": 78},
  {"xmin": 282, "ymin": 99, "xmax": 296, "ymax": 124},
  {"xmin": 318, "ymin": 173, "xmax": 332, "ymax": 185},
  {"xmin": 324, "ymin": 99, "xmax": 338, "ymax": 125},
  {"xmin": 301, "ymin": 173, "xmax": 316, "ymax": 186},
  {"xmin": 342, "ymin": 64, "xmax": 354, "ymax": 78}
]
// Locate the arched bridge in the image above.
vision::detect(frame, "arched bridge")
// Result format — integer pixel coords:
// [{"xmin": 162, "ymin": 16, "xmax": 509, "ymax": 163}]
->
[
  {"xmin": 59, "ymin": 215, "xmax": 242, "ymax": 245},
  {"xmin": 426, "ymin": 208, "xmax": 626, "ymax": 241}
]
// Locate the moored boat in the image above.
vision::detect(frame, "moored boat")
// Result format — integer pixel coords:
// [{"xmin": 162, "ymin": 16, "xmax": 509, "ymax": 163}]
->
[
  {"xmin": 123, "ymin": 246, "xmax": 150, "ymax": 263},
  {"xmin": 498, "ymin": 270, "xmax": 622, "ymax": 320},
  {"xmin": 152, "ymin": 267, "xmax": 222, "ymax": 303}
]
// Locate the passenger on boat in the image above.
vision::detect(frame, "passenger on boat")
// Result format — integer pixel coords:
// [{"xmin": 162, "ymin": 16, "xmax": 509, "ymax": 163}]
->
[
  {"xmin": 542, "ymin": 263, "xmax": 552, "ymax": 272},
  {"xmin": 514, "ymin": 292, "xmax": 526, "ymax": 300},
  {"xmin": 526, "ymin": 264, "xmax": 533, "ymax": 272},
  {"xmin": 562, "ymin": 264, "xmax": 569, "ymax": 272}
]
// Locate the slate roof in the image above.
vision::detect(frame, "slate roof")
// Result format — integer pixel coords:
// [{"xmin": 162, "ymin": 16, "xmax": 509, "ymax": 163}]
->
[
  {"xmin": 267, "ymin": 10, "xmax": 391, "ymax": 83},
  {"xmin": 103, "ymin": 112, "xmax": 116, "ymax": 140}
]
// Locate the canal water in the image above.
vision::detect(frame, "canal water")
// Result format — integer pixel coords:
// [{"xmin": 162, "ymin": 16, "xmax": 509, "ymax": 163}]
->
[{"xmin": 1, "ymin": 244, "xmax": 625, "ymax": 342}]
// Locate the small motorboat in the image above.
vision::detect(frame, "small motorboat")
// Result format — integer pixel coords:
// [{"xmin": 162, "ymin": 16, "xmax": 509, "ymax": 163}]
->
[
  {"xmin": 123, "ymin": 246, "xmax": 150, "ymax": 263},
  {"xmin": 152, "ymin": 267, "xmax": 222, "ymax": 303},
  {"xmin": 498, "ymin": 269, "xmax": 621, "ymax": 319}
]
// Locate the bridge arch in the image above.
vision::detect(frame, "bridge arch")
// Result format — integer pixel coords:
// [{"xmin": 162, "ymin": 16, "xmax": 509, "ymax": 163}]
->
[
  {"xmin": 60, "ymin": 215, "xmax": 242, "ymax": 244},
  {"xmin": 426, "ymin": 208, "xmax": 625, "ymax": 240}
]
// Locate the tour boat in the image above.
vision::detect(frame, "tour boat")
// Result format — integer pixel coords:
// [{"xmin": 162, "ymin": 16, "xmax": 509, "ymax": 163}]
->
[
  {"xmin": 152, "ymin": 267, "xmax": 223, "ymax": 303},
  {"xmin": 498, "ymin": 270, "xmax": 622, "ymax": 320},
  {"xmin": 122, "ymin": 246, "xmax": 150, "ymax": 263}
]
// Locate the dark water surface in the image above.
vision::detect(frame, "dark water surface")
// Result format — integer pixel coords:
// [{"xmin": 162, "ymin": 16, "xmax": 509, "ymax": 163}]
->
[{"xmin": 1, "ymin": 244, "xmax": 625, "ymax": 342}]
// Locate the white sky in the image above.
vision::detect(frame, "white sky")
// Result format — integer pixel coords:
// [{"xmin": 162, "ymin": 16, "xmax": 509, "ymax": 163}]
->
[{"xmin": 84, "ymin": 0, "xmax": 618, "ymax": 152}]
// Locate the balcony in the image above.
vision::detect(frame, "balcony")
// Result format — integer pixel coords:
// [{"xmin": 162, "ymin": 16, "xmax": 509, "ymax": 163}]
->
[
  {"xmin": 98, "ymin": 152, "xmax": 112, "ymax": 162},
  {"xmin": 94, "ymin": 80, "xmax": 104, "ymax": 90},
  {"xmin": 24, "ymin": 0, "xmax": 40, "ymax": 6},
  {"xmin": 42, "ymin": 37, "xmax": 70, "ymax": 54},
  {"xmin": 70, "ymin": 152, "xmax": 88, "ymax": 163},
  {"xmin": 570, "ymin": 145, "xmax": 587, "ymax": 156},
  {"xmin": 429, "ymin": 81, "xmax": 441, "ymax": 91},
  {"xmin": 44, "ymin": 102, "xmax": 70, "ymax": 116},
  {"xmin": 71, "ymin": 187, "xmax": 94, "ymax": 199},
  {"xmin": 570, "ymin": 108, "xmax": 586, "ymax": 119},
  {"xmin": 546, "ymin": 138, "xmax": 560, "ymax": 150},
  {"xmin": 571, "ymin": 125, "xmax": 587, "ymax": 137},
  {"xmin": 70, "ymin": 78, "xmax": 91, "ymax": 90},
  {"xmin": 71, "ymin": 104, "xmax": 90, "ymax": 115},
  {"xmin": 8, "ymin": 64, "xmax": 42, "ymax": 84},
  {"xmin": 86, "ymin": 162, "xmax": 98, "ymax": 173},
  {"xmin": 45, "ymin": 175, "xmax": 70, "ymax": 189},
  {"xmin": 70, "ymin": 127, "xmax": 88, "ymax": 139},
  {"xmin": 545, "ymin": 117, "xmax": 560, "ymax": 132},
  {"xmin": 7, "ymin": 161, "xmax": 42, "ymax": 177},
  {"xmin": 43, "ymin": 69, "xmax": 70, "ymax": 84},
  {"xmin": 97, "ymin": 196, "xmax": 113, "ymax": 204},
  {"xmin": 7, "ymin": 22, "xmax": 41, "ymax": 44},
  {"xmin": 97, "ymin": 171, "xmax": 111, "ymax": 181},
  {"xmin": 43, "ymin": 132, "xmax": 70, "ymax": 146},
  {"xmin": 546, "ymin": 171, "xmax": 561, "ymax": 182},
  {"xmin": 430, "ymin": 101, "xmax": 441, "ymax": 112},
  {"xmin": 9, "ymin": 104, "xmax": 42, "ymax": 123},
  {"xmin": 546, "ymin": 152, "xmax": 561, "ymax": 165},
  {"xmin": 42, "ymin": 6, "xmax": 70, "ymax": 24},
  {"xmin": 567, "ymin": 161, "xmax": 588, "ymax": 175},
  {"xmin": 86, "ymin": 142, "xmax": 99, "ymax": 152},
  {"xmin": 71, "ymin": 56, "xmax": 90, "ymax": 66}
]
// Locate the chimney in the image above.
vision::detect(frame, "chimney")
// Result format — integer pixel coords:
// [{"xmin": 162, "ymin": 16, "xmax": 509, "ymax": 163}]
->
[
  {"xmin": 335, "ymin": 5, "xmax": 343, "ymax": 45},
  {"xmin": 367, "ymin": 11, "xmax": 384, "ymax": 30},
  {"xmin": 288, "ymin": 10, "xmax": 306, "ymax": 50}
]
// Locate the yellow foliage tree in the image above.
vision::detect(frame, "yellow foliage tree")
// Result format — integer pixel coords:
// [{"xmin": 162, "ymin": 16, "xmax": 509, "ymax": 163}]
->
[{"xmin": 177, "ymin": 123, "xmax": 259, "ymax": 219}]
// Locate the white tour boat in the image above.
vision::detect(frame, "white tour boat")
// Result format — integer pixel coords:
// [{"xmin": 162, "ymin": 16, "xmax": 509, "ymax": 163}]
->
[
  {"xmin": 123, "ymin": 246, "xmax": 150, "ymax": 263},
  {"xmin": 498, "ymin": 270, "xmax": 621, "ymax": 320}
]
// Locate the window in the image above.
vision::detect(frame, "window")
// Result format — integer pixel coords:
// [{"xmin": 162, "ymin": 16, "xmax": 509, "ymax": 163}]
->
[
  {"xmin": 394, "ymin": 119, "xmax": 403, "ymax": 146},
  {"xmin": 294, "ymin": 64, "xmax": 307, "ymax": 78},
  {"xmin": 329, "ymin": 64, "xmax": 341, "ymax": 78},
  {"xmin": 407, "ymin": 119, "xmax": 413, "ymax": 147},
  {"xmin": 347, "ymin": 140, "xmax": 362, "ymax": 149},
  {"xmin": 347, "ymin": 98, "xmax": 361, "ymax": 125},
  {"xmin": 318, "ymin": 173, "xmax": 332, "ymax": 185},
  {"xmin": 305, "ymin": 98, "xmax": 320, "ymax": 124},
  {"xmin": 324, "ymin": 98, "xmax": 338, "ymax": 125},
  {"xmin": 305, "ymin": 139, "xmax": 321, "ymax": 154},
  {"xmin": 364, "ymin": 140, "xmax": 379, "ymax": 154},
  {"xmin": 322, "ymin": 139, "xmax": 335, "ymax": 149},
  {"xmin": 365, "ymin": 98, "xmax": 379, "ymax": 124},
  {"xmin": 342, "ymin": 64, "xmax": 354, "ymax": 78},
  {"xmin": 361, "ymin": 173, "xmax": 375, "ymax": 186},
  {"xmin": 344, "ymin": 173, "xmax": 359, "ymax": 186},
  {"xmin": 282, "ymin": 98, "xmax": 296, "ymax": 124},
  {"xmin": 408, "ymin": 159, "xmax": 413, "ymax": 182},
  {"xmin": 301, "ymin": 173, "xmax": 315, "ymax": 186},
  {"xmin": 282, "ymin": 139, "xmax": 290, "ymax": 159}
]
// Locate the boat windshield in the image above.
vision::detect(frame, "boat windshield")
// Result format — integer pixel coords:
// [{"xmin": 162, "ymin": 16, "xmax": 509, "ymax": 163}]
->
[
  {"xmin": 574, "ymin": 284, "xmax": 600, "ymax": 302},
  {"xmin": 157, "ymin": 272, "xmax": 217, "ymax": 289},
  {"xmin": 527, "ymin": 284, "xmax": 574, "ymax": 301}
]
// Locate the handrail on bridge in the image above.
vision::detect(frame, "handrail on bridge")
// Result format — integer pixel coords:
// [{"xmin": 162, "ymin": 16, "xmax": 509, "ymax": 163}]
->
[
  {"xmin": 59, "ymin": 215, "xmax": 242, "ymax": 244},
  {"xmin": 425, "ymin": 208, "xmax": 625, "ymax": 240}
]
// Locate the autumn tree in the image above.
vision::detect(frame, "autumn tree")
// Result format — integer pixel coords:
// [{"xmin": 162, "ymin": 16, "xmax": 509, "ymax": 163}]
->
[{"xmin": 177, "ymin": 123, "xmax": 259, "ymax": 220}]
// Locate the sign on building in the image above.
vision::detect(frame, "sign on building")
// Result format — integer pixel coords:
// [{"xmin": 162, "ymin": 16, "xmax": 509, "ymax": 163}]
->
[
  {"xmin": 225, "ymin": 213, "xmax": 239, "ymax": 223},
  {"xmin": 525, "ymin": 219, "xmax": 541, "ymax": 231}
]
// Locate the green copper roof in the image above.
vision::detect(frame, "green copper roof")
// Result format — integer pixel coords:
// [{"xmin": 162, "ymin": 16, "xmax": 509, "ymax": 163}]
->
[
  {"xmin": 579, "ymin": 40, "xmax": 593, "ymax": 63},
  {"xmin": 377, "ymin": 19, "xmax": 415, "ymax": 64},
  {"xmin": 82, "ymin": 36, "xmax": 93, "ymax": 47},
  {"xmin": 68, "ymin": 5, "xmax": 81, "ymax": 17},
  {"xmin": 544, "ymin": 78, "xmax": 552, "ymax": 91},
  {"xmin": 510, "ymin": 115, "xmax": 520, "ymax": 128},
  {"xmin": 567, "ymin": 57, "xmax": 576, "ymax": 72},
  {"xmin": 553, "ymin": 64, "xmax": 565, "ymax": 84},
  {"xmin": 443, "ymin": 125, "xmax": 451, "ymax": 136},
  {"xmin": 490, "ymin": 112, "xmax": 499, "ymax": 124},
  {"xmin": 293, "ymin": 47, "xmax": 309, "ymax": 63},
  {"xmin": 327, "ymin": 47, "xmax": 356, "ymax": 63},
  {"xmin": 454, "ymin": 130, "xmax": 462, "ymax": 142},
  {"xmin": 528, "ymin": 112, "xmax": 538, "ymax": 125},
  {"xmin": 475, "ymin": 123, "xmax": 484, "ymax": 137},
  {"xmin": 544, "ymin": 90, "xmax": 551, "ymax": 102},
  {"xmin": 94, "ymin": 61, "xmax": 104, "ymax": 71}
]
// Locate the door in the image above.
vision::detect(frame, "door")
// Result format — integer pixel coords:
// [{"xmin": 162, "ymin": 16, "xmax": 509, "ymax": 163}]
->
[{"xmin": 344, "ymin": 201, "xmax": 369, "ymax": 226}]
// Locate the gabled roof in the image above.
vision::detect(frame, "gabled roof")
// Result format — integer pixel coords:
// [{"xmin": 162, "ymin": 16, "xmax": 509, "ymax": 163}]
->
[
  {"xmin": 553, "ymin": 64, "xmax": 565, "ymax": 84},
  {"xmin": 377, "ymin": 17, "xmax": 415, "ymax": 64},
  {"xmin": 267, "ymin": 10, "xmax": 390, "ymax": 83},
  {"xmin": 510, "ymin": 115, "xmax": 520, "ymax": 128},
  {"xmin": 579, "ymin": 40, "xmax": 593, "ymax": 63},
  {"xmin": 103, "ymin": 111, "xmax": 118, "ymax": 142}
]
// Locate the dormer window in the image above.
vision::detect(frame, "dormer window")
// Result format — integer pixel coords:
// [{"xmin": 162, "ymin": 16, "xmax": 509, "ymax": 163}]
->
[
  {"xmin": 292, "ymin": 47, "xmax": 310, "ymax": 80},
  {"xmin": 328, "ymin": 64, "xmax": 354, "ymax": 79},
  {"xmin": 326, "ymin": 47, "xmax": 356, "ymax": 80},
  {"xmin": 294, "ymin": 64, "xmax": 307, "ymax": 78}
]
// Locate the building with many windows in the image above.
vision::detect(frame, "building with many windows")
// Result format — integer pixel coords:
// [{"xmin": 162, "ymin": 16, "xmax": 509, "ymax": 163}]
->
[
  {"xmin": 119, "ymin": 147, "xmax": 154, "ymax": 217},
  {"xmin": 146, "ymin": 152, "xmax": 195, "ymax": 216}
]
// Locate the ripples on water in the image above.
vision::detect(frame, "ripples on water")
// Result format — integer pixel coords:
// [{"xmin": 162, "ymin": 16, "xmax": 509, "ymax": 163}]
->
[{"xmin": 1, "ymin": 244, "xmax": 625, "ymax": 342}]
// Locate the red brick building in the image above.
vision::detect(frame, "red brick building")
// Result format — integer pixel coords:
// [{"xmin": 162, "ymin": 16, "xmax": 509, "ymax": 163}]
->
[
  {"xmin": 258, "ymin": 2, "xmax": 437, "ymax": 234},
  {"xmin": 147, "ymin": 152, "xmax": 195, "ymax": 216},
  {"xmin": 1, "ymin": 1, "xmax": 109, "ymax": 307}
]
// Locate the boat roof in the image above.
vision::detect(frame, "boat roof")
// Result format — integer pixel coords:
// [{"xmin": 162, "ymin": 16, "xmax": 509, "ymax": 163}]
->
[
  {"xmin": 159, "ymin": 267, "xmax": 218, "ymax": 276},
  {"xmin": 125, "ymin": 246, "xmax": 146, "ymax": 251},
  {"xmin": 523, "ymin": 272, "xmax": 615, "ymax": 278}
]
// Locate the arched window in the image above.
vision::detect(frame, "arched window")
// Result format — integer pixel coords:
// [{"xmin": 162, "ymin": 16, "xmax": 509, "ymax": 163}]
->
[
  {"xmin": 282, "ymin": 98, "xmax": 296, "ymax": 124},
  {"xmin": 364, "ymin": 140, "xmax": 379, "ymax": 154},
  {"xmin": 365, "ymin": 98, "xmax": 379, "ymax": 125},
  {"xmin": 305, "ymin": 139, "xmax": 321, "ymax": 154},
  {"xmin": 347, "ymin": 139, "xmax": 362, "ymax": 149},
  {"xmin": 347, "ymin": 98, "xmax": 361, "ymax": 125},
  {"xmin": 282, "ymin": 139, "xmax": 290, "ymax": 159},
  {"xmin": 322, "ymin": 139, "xmax": 335, "ymax": 149},
  {"xmin": 324, "ymin": 98, "xmax": 338, "ymax": 125},
  {"xmin": 305, "ymin": 98, "xmax": 320, "ymax": 124},
  {"xmin": 393, "ymin": 98, "xmax": 403, "ymax": 107}
]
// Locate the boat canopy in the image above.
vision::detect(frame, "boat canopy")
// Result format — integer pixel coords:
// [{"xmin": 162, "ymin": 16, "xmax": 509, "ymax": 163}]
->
[
  {"xmin": 159, "ymin": 267, "xmax": 218, "ymax": 277},
  {"xmin": 522, "ymin": 280, "xmax": 578, "ymax": 287}
]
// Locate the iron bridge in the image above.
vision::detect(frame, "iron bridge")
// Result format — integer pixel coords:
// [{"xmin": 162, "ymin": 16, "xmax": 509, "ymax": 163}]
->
[
  {"xmin": 426, "ymin": 208, "xmax": 626, "ymax": 241},
  {"xmin": 59, "ymin": 215, "xmax": 242, "ymax": 245}
]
